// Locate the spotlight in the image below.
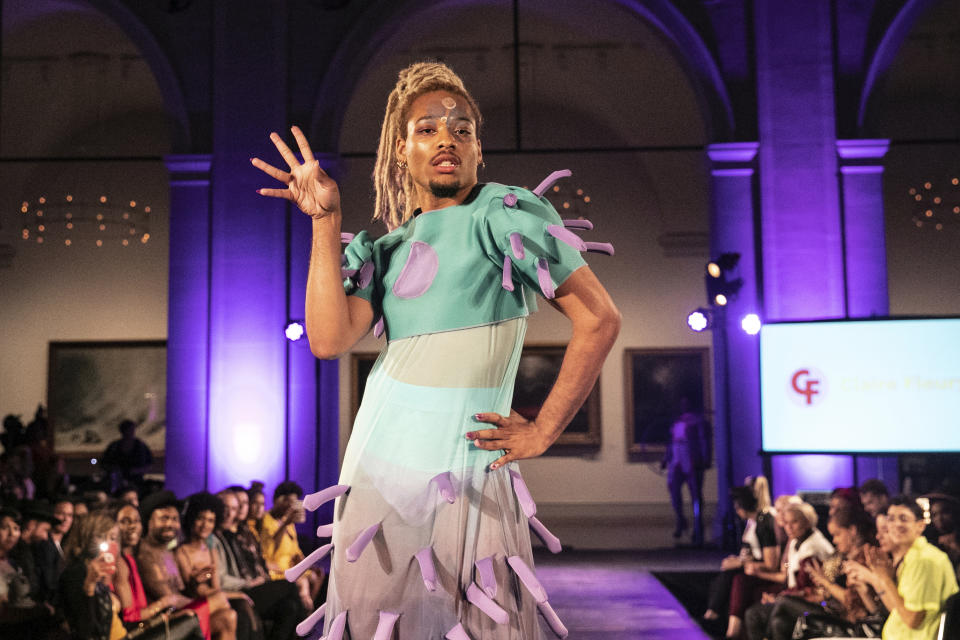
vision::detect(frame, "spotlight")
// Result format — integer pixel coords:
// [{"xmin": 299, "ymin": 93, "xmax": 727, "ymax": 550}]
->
[
  {"xmin": 687, "ymin": 308, "xmax": 711, "ymax": 332},
  {"xmin": 705, "ymin": 252, "xmax": 743, "ymax": 307},
  {"xmin": 741, "ymin": 313, "xmax": 761, "ymax": 335},
  {"xmin": 285, "ymin": 321, "xmax": 305, "ymax": 342}
]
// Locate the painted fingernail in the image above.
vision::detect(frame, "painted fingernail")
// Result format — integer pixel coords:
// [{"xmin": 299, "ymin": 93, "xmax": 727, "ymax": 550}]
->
[
  {"xmin": 473, "ymin": 439, "xmax": 481, "ymax": 447},
  {"xmin": 473, "ymin": 413, "xmax": 483, "ymax": 421},
  {"xmin": 465, "ymin": 432, "xmax": 475, "ymax": 439},
  {"xmin": 490, "ymin": 463, "xmax": 499, "ymax": 470}
]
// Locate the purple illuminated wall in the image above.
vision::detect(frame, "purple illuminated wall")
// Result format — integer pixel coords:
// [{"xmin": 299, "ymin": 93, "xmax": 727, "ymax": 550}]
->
[{"xmin": 165, "ymin": 4, "xmax": 338, "ymax": 501}]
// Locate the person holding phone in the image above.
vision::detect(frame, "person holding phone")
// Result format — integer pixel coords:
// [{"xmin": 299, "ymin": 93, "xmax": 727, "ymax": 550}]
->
[
  {"xmin": 58, "ymin": 511, "xmax": 125, "ymax": 640},
  {"xmin": 259, "ymin": 482, "xmax": 319, "ymax": 610}
]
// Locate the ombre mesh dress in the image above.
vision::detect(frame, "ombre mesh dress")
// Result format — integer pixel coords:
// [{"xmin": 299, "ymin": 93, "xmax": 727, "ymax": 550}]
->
[{"xmin": 295, "ymin": 177, "xmax": 613, "ymax": 640}]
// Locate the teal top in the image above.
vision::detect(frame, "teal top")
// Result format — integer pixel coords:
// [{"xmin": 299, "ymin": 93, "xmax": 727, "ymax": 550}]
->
[{"xmin": 342, "ymin": 182, "xmax": 590, "ymax": 342}]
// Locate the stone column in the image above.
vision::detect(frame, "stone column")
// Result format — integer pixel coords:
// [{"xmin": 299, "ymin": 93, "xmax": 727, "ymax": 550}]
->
[
  {"xmin": 837, "ymin": 139, "xmax": 890, "ymax": 318},
  {"xmin": 164, "ymin": 154, "xmax": 213, "ymax": 496},
  {"xmin": 707, "ymin": 142, "xmax": 760, "ymax": 543},
  {"xmin": 836, "ymin": 138, "xmax": 897, "ymax": 487}
]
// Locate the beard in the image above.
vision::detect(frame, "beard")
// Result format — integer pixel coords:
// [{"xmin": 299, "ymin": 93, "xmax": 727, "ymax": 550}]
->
[{"xmin": 429, "ymin": 179, "xmax": 462, "ymax": 200}]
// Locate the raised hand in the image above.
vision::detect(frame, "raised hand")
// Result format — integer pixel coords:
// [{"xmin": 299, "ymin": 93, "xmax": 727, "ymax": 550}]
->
[
  {"xmin": 251, "ymin": 126, "xmax": 341, "ymax": 218},
  {"xmin": 466, "ymin": 410, "xmax": 552, "ymax": 471}
]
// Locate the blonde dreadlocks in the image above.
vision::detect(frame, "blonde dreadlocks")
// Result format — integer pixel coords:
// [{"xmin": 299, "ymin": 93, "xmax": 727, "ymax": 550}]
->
[{"xmin": 373, "ymin": 62, "xmax": 483, "ymax": 230}]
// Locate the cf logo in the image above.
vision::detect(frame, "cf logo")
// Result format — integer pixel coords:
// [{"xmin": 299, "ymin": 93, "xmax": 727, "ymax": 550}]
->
[{"xmin": 791, "ymin": 369, "xmax": 822, "ymax": 406}]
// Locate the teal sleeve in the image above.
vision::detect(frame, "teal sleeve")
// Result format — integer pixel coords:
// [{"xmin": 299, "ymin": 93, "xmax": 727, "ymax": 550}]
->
[
  {"xmin": 342, "ymin": 230, "xmax": 377, "ymax": 307},
  {"xmin": 478, "ymin": 187, "xmax": 587, "ymax": 300}
]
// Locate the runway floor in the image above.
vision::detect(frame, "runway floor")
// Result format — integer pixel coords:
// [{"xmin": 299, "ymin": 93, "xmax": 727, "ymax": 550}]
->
[{"xmin": 534, "ymin": 548, "xmax": 722, "ymax": 639}]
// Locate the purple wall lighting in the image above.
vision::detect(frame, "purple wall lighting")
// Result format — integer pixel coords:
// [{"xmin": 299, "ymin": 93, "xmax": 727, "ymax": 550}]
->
[{"xmin": 771, "ymin": 454, "xmax": 854, "ymax": 496}]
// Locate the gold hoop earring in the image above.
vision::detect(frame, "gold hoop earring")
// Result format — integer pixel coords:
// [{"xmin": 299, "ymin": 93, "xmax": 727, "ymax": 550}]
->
[{"xmin": 396, "ymin": 160, "xmax": 407, "ymax": 170}]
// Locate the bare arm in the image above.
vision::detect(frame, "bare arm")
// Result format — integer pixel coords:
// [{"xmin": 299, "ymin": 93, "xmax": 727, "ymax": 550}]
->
[
  {"xmin": 469, "ymin": 266, "xmax": 620, "ymax": 468},
  {"xmin": 252, "ymin": 126, "xmax": 373, "ymax": 359}
]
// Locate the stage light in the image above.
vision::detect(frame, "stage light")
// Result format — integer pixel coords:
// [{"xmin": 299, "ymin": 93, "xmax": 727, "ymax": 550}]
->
[
  {"xmin": 741, "ymin": 313, "xmax": 761, "ymax": 335},
  {"xmin": 704, "ymin": 253, "xmax": 742, "ymax": 307},
  {"xmin": 285, "ymin": 321, "xmax": 305, "ymax": 342},
  {"xmin": 687, "ymin": 308, "xmax": 711, "ymax": 332}
]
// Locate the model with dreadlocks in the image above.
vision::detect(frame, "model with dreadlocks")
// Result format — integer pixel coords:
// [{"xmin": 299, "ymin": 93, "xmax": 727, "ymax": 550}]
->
[{"xmin": 252, "ymin": 62, "xmax": 620, "ymax": 639}]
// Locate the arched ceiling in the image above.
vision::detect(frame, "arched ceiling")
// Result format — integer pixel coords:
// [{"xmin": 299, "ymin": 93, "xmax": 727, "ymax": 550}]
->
[
  {"xmin": 338, "ymin": 0, "xmax": 708, "ymax": 154},
  {"xmin": 1, "ymin": 0, "xmax": 170, "ymax": 157}
]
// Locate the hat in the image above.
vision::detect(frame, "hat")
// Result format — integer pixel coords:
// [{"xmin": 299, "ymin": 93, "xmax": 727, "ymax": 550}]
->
[
  {"xmin": 139, "ymin": 489, "xmax": 181, "ymax": 523},
  {"xmin": 19, "ymin": 500, "xmax": 61, "ymax": 526}
]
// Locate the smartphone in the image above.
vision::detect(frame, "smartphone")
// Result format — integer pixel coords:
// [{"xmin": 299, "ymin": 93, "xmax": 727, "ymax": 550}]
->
[{"xmin": 95, "ymin": 539, "xmax": 119, "ymax": 575}]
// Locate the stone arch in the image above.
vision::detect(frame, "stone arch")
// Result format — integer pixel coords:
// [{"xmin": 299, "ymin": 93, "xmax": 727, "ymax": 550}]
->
[
  {"xmin": 857, "ymin": 0, "xmax": 943, "ymax": 131},
  {"xmin": 61, "ymin": 0, "xmax": 192, "ymax": 151},
  {"xmin": 308, "ymin": 0, "xmax": 733, "ymax": 151}
]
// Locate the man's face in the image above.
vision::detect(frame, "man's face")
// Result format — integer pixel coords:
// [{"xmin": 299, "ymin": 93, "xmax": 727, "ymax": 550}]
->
[
  {"xmin": 273, "ymin": 492, "xmax": 299, "ymax": 515},
  {"xmin": 220, "ymin": 494, "xmax": 239, "ymax": 529},
  {"xmin": 27, "ymin": 520, "xmax": 52, "ymax": 543},
  {"xmin": 861, "ymin": 491, "xmax": 888, "ymax": 518},
  {"xmin": 234, "ymin": 492, "xmax": 249, "ymax": 522},
  {"xmin": 886, "ymin": 504, "xmax": 925, "ymax": 548},
  {"xmin": 53, "ymin": 501, "xmax": 74, "ymax": 535},
  {"xmin": 118, "ymin": 505, "xmax": 142, "ymax": 548},
  {"xmin": 397, "ymin": 90, "xmax": 482, "ymax": 204},
  {"xmin": 148, "ymin": 506, "xmax": 180, "ymax": 544},
  {"xmin": 931, "ymin": 501, "xmax": 957, "ymax": 535}
]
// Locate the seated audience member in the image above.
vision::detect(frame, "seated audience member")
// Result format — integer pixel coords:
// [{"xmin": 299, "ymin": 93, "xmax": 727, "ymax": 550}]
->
[
  {"xmin": 178, "ymin": 493, "xmax": 258, "ymax": 640},
  {"xmin": 212, "ymin": 490, "xmax": 305, "ymax": 640},
  {"xmin": 828, "ymin": 487, "xmax": 863, "ymax": 518},
  {"xmin": 722, "ymin": 495, "xmax": 801, "ymax": 638},
  {"xmin": 743, "ymin": 501, "xmax": 835, "ymax": 640},
  {"xmin": 113, "ymin": 488, "xmax": 139, "ymax": 509},
  {"xmin": 246, "ymin": 489, "xmax": 265, "ymax": 538},
  {"xmin": 762, "ymin": 507, "xmax": 884, "ymax": 640},
  {"xmin": 845, "ymin": 496, "xmax": 958, "ymax": 640},
  {"xmin": 137, "ymin": 491, "xmax": 237, "ymax": 640},
  {"xmin": 58, "ymin": 511, "xmax": 125, "ymax": 640},
  {"xmin": 227, "ymin": 489, "xmax": 270, "ymax": 582},
  {"xmin": 259, "ymin": 482, "xmax": 321, "ymax": 610},
  {"xmin": 114, "ymin": 502, "xmax": 202, "ymax": 640},
  {"xmin": 72, "ymin": 499, "xmax": 90, "ymax": 521},
  {"xmin": 922, "ymin": 492, "xmax": 960, "ymax": 570},
  {"xmin": 35, "ymin": 496, "xmax": 74, "ymax": 605},
  {"xmin": 0, "ymin": 507, "xmax": 56, "ymax": 637},
  {"xmin": 860, "ymin": 479, "xmax": 890, "ymax": 519},
  {"xmin": 9, "ymin": 501, "xmax": 59, "ymax": 602},
  {"xmin": 705, "ymin": 482, "xmax": 779, "ymax": 622}
]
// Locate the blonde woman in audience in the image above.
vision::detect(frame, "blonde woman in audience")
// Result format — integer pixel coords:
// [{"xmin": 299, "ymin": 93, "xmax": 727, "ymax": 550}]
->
[
  {"xmin": 742, "ymin": 501, "xmax": 834, "ymax": 639},
  {"xmin": 845, "ymin": 496, "xmax": 958, "ymax": 640},
  {"xmin": 705, "ymin": 481, "xmax": 780, "ymax": 624}
]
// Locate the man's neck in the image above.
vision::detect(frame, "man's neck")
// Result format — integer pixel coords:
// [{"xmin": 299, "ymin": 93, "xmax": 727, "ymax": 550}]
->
[{"xmin": 416, "ymin": 182, "xmax": 477, "ymax": 213}]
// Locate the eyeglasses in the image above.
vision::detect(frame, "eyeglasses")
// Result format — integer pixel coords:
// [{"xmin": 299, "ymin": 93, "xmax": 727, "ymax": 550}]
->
[{"xmin": 887, "ymin": 513, "xmax": 918, "ymax": 524}]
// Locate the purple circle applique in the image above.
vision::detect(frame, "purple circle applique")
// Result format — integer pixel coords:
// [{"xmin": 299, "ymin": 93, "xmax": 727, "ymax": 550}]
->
[{"xmin": 392, "ymin": 241, "xmax": 439, "ymax": 299}]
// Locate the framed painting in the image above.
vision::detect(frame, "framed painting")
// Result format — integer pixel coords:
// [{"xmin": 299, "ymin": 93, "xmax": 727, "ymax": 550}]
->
[
  {"xmin": 48, "ymin": 340, "xmax": 166, "ymax": 456},
  {"xmin": 513, "ymin": 345, "xmax": 601, "ymax": 449},
  {"xmin": 624, "ymin": 347, "xmax": 710, "ymax": 460},
  {"xmin": 349, "ymin": 351, "xmax": 381, "ymax": 425},
  {"xmin": 349, "ymin": 345, "xmax": 601, "ymax": 449}
]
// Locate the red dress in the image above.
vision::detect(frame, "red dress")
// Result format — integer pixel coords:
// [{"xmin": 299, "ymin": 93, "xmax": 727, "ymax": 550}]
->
[{"xmin": 120, "ymin": 552, "xmax": 211, "ymax": 640}]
